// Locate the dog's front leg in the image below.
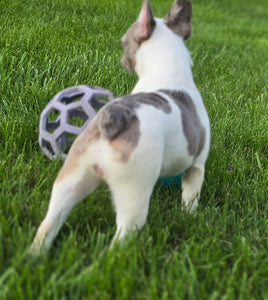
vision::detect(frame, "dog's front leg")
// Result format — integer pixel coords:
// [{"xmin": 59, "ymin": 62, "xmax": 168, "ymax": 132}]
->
[{"xmin": 181, "ymin": 165, "xmax": 205, "ymax": 213}]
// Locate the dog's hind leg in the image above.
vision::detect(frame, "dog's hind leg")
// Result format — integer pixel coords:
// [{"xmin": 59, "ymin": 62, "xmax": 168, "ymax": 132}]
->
[
  {"xmin": 111, "ymin": 182, "xmax": 153, "ymax": 243},
  {"xmin": 30, "ymin": 156, "xmax": 101, "ymax": 255},
  {"xmin": 108, "ymin": 159, "xmax": 160, "ymax": 244},
  {"xmin": 181, "ymin": 165, "xmax": 205, "ymax": 213}
]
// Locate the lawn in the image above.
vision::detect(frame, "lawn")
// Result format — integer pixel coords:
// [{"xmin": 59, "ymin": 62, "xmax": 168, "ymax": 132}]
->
[{"xmin": 0, "ymin": 0, "xmax": 267, "ymax": 299}]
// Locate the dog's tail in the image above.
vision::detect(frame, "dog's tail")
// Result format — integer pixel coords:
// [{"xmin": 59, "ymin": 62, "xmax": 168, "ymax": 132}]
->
[{"xmin": 98, "ymin": 102, "xmax": 136, "ymax": 140}]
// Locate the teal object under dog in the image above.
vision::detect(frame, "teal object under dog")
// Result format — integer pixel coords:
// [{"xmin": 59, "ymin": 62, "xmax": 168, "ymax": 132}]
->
[{"xmin": 159, "ymin": 173, "xmax": 184, "ymax": 187}]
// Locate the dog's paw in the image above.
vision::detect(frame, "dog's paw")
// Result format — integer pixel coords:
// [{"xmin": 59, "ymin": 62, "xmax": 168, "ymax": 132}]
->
[{"xmin": 181, "ymin": 198, "xmax": 198, "ymax": 214}]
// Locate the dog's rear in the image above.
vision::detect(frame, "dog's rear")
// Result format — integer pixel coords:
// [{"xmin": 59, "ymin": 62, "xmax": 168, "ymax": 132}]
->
[{"xmin": 30, "ymin": 0, "xmax": 210, "ymax": 254}]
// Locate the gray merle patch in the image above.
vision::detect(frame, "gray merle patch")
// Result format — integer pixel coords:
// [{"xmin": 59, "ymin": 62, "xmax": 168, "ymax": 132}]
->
[{"xmin": 159, "ymin": 90, "xmax": 206, "ymax": 157}]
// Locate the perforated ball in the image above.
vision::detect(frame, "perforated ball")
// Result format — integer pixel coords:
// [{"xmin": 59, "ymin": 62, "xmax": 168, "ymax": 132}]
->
[{"xmin": 39, "ymin": 85, "xmax": 115, "ymax": 160}]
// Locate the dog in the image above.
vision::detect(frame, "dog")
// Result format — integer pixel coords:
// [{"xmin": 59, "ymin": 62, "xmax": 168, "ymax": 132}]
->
[{"xmin": 30, "ymin": 0, "xmax": 210, "ymax": 254}]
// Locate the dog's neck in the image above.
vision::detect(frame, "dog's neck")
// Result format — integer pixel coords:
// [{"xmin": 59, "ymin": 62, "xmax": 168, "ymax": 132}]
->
[{"xmin": 132, "ymin": 19, "xmax": 194, "ymax": 93}]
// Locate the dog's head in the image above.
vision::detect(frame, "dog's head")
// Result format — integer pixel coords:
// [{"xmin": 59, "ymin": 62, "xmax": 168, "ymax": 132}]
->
[{"xmin": 121, "ymin": 0, "xmax": 192, "ymax": 73}]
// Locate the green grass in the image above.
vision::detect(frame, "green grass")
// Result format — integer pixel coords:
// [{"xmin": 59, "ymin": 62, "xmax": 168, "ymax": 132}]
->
[{"xmin": 0, "ymin": 0, "xmax": 267, "ymax": 299}]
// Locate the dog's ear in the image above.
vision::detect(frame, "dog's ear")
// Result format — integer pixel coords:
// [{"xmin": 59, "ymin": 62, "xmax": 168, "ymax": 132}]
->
[
  {"xmin": 164, "ymin": 0, "xmax": 192, "ymax": 40},
  {"xmin": 134, "ymin": 0, "xmax": 156, "ymax": 43}
]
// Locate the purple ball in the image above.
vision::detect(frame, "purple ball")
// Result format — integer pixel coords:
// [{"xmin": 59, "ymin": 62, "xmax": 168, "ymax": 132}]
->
[{"xmin": 39, "ymin": 85, "xmax": 115, "ymax": 160}]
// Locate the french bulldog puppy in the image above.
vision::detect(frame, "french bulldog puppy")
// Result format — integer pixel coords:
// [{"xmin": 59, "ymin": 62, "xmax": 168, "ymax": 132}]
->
[{"xmin": 31, "ymin": 0, "xmax": 210, "ymax": 254}]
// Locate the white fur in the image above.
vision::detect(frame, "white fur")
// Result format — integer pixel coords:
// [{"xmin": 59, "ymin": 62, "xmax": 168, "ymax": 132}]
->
[
  {"xmin": 133, "ymin": 19, "xmax": 194, "ymax": 93},
  {"xmin": 30, "ymin": 6, "xmax": 210, "ymax": 254}
]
